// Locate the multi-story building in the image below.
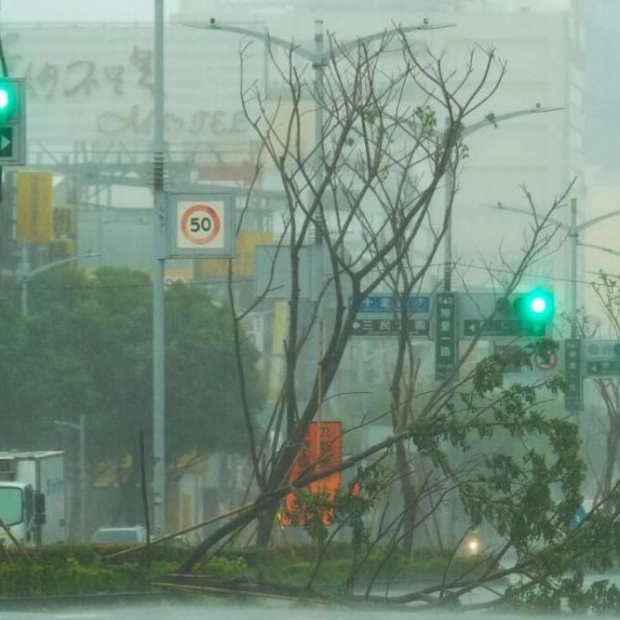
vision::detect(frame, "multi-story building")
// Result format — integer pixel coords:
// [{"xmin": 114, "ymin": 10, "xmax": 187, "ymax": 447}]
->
[
  {"xmin": 176, "ymin": 0, "xmax": 584, "ymax": 304},
  {"xmin": 2, "ymin": 0, "xmax": 583, "ymax": 304}
]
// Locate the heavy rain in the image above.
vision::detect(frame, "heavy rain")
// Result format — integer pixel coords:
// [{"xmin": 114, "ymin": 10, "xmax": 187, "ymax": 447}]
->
[{"xmin": 0, "ymin": 0, "xmax": 619, "ymax": 617}]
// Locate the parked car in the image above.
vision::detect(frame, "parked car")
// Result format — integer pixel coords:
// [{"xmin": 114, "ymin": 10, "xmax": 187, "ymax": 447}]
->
[{"xmin": 90, "ymin": 525, "xmax": 148, "ymax": 544}]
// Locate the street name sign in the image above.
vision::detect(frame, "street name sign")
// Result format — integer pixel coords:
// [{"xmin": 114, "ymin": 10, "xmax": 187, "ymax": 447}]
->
[
  {"xmin": 355, "ymin": 295, "xmax": 431, "ymax": 315},
  {"xmin": 435, "ymin": 292, "xmax": 458, "ymax": 381},
  {"xmin": 351, "ymin": 318, "xmax": 430, "ymax": 337}
]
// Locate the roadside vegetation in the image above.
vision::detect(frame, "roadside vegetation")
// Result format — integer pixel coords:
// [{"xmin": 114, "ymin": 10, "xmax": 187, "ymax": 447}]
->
[{"xmin": 0, "ymin": 543, "xmax": 483, "ymax": 599}]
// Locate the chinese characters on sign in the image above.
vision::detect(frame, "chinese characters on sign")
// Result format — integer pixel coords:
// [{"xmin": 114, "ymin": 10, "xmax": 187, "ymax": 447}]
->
[
  {"xmin": 356, "ymin": 295, "xmax": 431, "ymax": 314},
  {"xmin": 6, "ymin": 36, "xmax": 156, "ymax": 101},
  {"xmin": 434, "ymin": 292, "xmax": 458, "ymax": 381},
  {"xmin": 564, "ymin": 339, "xmax": 582, "ymax": 412},
  {"xmin": 351, "ymin": 318, "xmax": 430, "ymax": 337},
  {"xmin": 280, "ymin": 421, "xmax": 343, "ymax": 527},
  {"xmin": 4, "ymin": 32, "xmax": 249, "ymax": 140}
]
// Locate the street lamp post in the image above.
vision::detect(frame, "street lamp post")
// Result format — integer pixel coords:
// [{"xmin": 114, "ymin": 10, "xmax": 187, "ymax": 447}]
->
[
  {"xmin": 443, "ymin": 106, "xmax": 562, "ymax": 292},
  {"xmin": 53, "ymin": 415, "xmax": 86, "ymax": 542},
  {"xmin": 16, "ymin": 247, "xmax": 100, "ymax": 316},
  {"xmin": 185, "ymin": 18, "xmax": 451, "ymax": 178},
  {"xmin": 579, "ymin": 240, "xmax": 620, "ymax": 260},
  {"xmin": 491, "ymin": 199, "xmax": 620, "ymax": 337}
]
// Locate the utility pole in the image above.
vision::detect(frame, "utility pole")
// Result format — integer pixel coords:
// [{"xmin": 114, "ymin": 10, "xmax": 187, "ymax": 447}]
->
[
  {"xmin": 53, "ymin": 416, "xmax": 87, "ymax": 541},
  {"xmin": 152, "ymin": 0, "xmax": 167, "ymax": 536}
]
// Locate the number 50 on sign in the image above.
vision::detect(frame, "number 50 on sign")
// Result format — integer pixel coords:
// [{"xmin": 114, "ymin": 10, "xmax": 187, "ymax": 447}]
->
[{"xmin": 166, "ymin": 191, "xmax": 235, "ymax": 258}]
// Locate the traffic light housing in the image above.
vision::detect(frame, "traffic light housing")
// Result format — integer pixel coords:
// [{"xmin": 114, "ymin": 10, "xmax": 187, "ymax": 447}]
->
[
  {"xmin": 0, "ymin": 77, "xmax": 26, "ymax": 165},
  {"xmin": 512, "ymin": 288, "xmax": 555, "ymax": 337}
]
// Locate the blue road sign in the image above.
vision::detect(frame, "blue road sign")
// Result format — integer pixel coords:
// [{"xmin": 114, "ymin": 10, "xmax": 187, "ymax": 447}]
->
[
  {"xmin": 353, "ymin": 295, "xmax": 431, "ymax": 315},
  {"xmin": 568, "ymin": 505, "xmax": 587, "ymax": 529}
]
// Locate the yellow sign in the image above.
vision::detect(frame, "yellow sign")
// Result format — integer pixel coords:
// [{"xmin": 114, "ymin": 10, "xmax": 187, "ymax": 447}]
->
[
  {"xmin": 53, "ymin": 204, "xmax": 76, "ymax": 240},
  {"xmin": 16, "ymin": 171, "xmax": 54, "ymax": 243},
  {"xmin": 198, "ymin": 231, "xmax": 274, "ymax": 278}
]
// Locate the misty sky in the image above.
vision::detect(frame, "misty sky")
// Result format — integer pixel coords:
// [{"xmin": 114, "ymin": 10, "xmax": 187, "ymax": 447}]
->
[
  {"xmin": 0, "ymin": 0, "xmax": 572, "ymax": 22},
  {"xmin": 0, "ymin": 0, "xmax": 182, "ymax": 22}
]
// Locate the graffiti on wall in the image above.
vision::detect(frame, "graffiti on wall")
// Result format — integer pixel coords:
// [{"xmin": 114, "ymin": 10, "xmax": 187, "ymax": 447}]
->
[
  {"xmin": 96, "ymin": 107, "xmax": 247, "ymax": 137},
  {"xmin": 5, "ymin": 32, "xmax": 156, "ymax": 100},
  {"xmin": 3, "ymin": 31, "xmax": 249, "ymax": 139}
]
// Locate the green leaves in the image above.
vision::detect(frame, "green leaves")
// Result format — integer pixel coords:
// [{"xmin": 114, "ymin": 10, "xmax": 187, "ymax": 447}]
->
[{"xmin": 0, "ymin": 266, "xmax": 264, "ymax": 480}]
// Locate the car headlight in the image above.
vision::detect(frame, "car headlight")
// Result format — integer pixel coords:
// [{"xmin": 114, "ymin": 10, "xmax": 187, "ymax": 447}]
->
[{"xmin": 466, "ymin": 536, "xmax": 481, "ymax": 554}]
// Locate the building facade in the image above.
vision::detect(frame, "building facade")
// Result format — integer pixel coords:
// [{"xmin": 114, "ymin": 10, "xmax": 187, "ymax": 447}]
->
[{"xmin": 3, "ymin": 1, "xmax": 584, "ymax": 306}]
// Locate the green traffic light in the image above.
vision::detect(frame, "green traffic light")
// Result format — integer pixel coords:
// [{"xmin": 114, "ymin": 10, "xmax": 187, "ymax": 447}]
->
[
  {"xmin": 516, "ymin": 288, "xmax": 555, "ymax": 322},
  {"xmin": 528, "ymin": 294, "xmax": 548, "ymax": 315},
  {"xmin": 511, "ymin": 288, "xmax": 555, "ymax": 337},
  {"xmin": 0, "ymin": 81, "xmax": 17, "ymax": 118}
]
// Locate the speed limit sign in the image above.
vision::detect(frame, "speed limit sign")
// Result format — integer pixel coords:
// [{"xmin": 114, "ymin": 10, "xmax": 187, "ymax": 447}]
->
[
  {"xmin": 181, "ymin": 203, "xmax": 221, "ymax": 246},
  {"xmin": 166, "ymin": 191, "xmax": 235, "ymax": 258}
]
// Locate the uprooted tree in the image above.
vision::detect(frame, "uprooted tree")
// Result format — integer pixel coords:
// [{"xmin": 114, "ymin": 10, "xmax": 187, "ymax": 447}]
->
[{"xmin": 174, "ymin": 26, "xmax": 617, "ymax": 612}]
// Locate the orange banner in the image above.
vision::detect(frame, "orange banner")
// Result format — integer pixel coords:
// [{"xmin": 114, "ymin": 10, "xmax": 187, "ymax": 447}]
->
[{"xmin": 280, "ymin": 421, "xmax": 342, "ymax": 527}]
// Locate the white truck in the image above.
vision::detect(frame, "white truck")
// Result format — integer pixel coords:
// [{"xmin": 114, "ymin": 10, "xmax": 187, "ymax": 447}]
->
[{"xmin": 0, "ymin": 451, "xmax": 67, "ymax": 546}]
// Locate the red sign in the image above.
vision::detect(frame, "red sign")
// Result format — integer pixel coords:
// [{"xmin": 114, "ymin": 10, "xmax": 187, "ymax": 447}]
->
[
  {"xmin": 280, "ymin": 421, "xmax": 342, "ymax": 527},
  {"xmin": 197, "ymin": 161, "xmax": 258, "ymax": 185},
  {"xmin": 534, "ymin": 350, "xmax": 558, "ymax": 371}
]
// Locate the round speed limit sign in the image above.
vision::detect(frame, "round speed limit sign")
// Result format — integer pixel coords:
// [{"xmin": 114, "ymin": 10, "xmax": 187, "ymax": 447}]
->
[
  {"xmin": 177, "ymin": 201, "xmax": 224, "ymax": 250},
  {"xmin": 167, "ymin": 192, "xmax": 235, "ymax": 258},
  {"xmin": 180, "ymin": 203, "xmax": 221, "ymax": 246}
]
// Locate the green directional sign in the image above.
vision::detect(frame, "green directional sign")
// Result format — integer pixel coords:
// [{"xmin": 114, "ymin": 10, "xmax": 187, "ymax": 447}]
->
[
  {"xmin": 463, "ymin": 318, "xmax": 553, "ymax": 338},
  {"xmin": 564, "ymin": 338, "xmax": 582, "ymax": 413},
  {"xmin": 586, "ymin": 361, "xmax": 620, "ymax": 377},
  {"xmin": 435, "ymin": 292, "xmax": 458, "ymax": 381},
  {"xmin": 583, "ymin": 340, "xmax": 620, "ymax": 379},
  {"xmin": 463, "ymin": 319, "xmax": 522, "ymax": 338},
  {"xmin": 0, "ymin": 127, "xmax": 13, "ymax": 158}
]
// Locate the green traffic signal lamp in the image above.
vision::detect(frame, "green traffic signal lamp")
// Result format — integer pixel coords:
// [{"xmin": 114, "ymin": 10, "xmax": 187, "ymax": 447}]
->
[
  {"xmin": 512, "ymin": 288, "xmax": 555, "ymax": 336},
  {"xmin": 521, "ymin": 288, "xmax": 555, "ymax": 321},
  {"xmin": 0, "ymin": 80, "xmax": 17, "ymax": 120}
]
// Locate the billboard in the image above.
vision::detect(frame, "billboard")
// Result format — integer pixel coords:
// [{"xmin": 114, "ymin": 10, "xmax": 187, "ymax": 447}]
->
[{"xmin": 280, "ymin": 421, "xmax": 343, "ymax": 527}]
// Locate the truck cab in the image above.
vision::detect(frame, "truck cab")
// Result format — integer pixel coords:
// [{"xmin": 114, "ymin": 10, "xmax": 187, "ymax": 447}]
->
[
  {"xmin": 0, "ymin": 451, "xmax": 66, "ymax": 546},
  {"xmin": 0, "ymin": 480, "xmax": 46, "ymax": 545}
]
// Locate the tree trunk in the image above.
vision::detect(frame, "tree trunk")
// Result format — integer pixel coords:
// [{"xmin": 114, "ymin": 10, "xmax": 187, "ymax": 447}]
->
[
  {"xmin": 395, "ymin": 438, "xmax": 417, "ymax": 557},
  {"xmin": 255, "ymin": 505, "xmax": 279, "ymax": 548},
  {"xmin": 602, "ymin": 417, "xmax": 620, "ymax": 501}
]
